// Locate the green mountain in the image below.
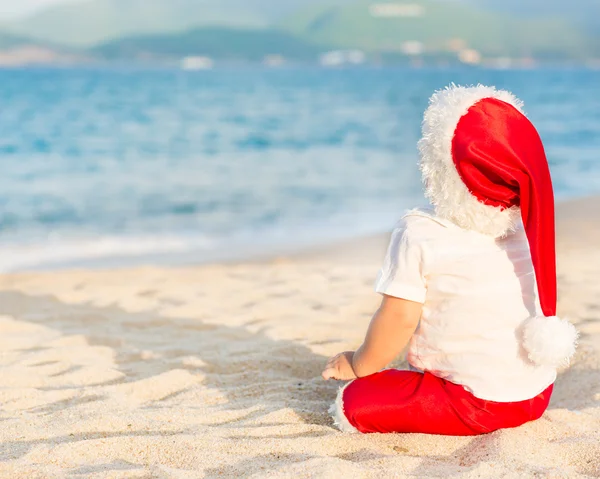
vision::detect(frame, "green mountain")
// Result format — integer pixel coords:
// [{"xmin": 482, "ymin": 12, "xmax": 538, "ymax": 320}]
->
[
  {"xmin": 6, "ymin": 0, "xmax": 599, "ymax": 61},
  {"xmin": 6, "ymin": 0, "xmax": 265, "ymax": 47},
  {"xmin": 92, "ymin": 27, "xmax": 320, "ymax": 62},
  {"xmin": 281, "ymin": 0, "xmax": 598, "ymax": 59},
  {"xmin": 0, "ymin": 31, "xmax": 77, "ymax": 66},
  {"xmin": 0, "ymin": 31, "xmax": 71, "ymax": 52},
  {"xmin": 5, "ymin": 0, "xmax": 328, "ymax": 48},
  {"xmin": 0, "ymin": 32, "xmax": 33, "ymax": 49},
  {"xmin": 457, "ymin": 0, "xmax": 600, "ymax": 32}
]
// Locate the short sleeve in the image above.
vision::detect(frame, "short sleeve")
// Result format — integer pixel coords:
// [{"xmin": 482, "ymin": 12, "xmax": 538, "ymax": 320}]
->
[{"xmin": 374, "ymin": 220, "xmax": 427, "ymax": 303}]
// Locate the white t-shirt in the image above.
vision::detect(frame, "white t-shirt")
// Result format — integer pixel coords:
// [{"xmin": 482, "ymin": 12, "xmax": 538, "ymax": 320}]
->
[{"xmin": 375, "ymin": 208, "xmax": 556, "ymax": 402}]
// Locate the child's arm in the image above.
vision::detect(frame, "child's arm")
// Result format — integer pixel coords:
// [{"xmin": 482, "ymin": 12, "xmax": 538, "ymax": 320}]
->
[{"xmin": 322, "ymin": 295, "xmax": 422, "ymax": 380}]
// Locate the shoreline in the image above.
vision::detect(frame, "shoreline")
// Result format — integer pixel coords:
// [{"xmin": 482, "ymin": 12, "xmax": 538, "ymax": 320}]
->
[{"xmin": 7, "ymin": 195, "xmax": 599, "ymax": 275}]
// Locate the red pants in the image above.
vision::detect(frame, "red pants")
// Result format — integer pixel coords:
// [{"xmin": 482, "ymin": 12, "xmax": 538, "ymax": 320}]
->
[{"xmin": 333, "ymin": 370, "xmax": 553, "ymax": 435}]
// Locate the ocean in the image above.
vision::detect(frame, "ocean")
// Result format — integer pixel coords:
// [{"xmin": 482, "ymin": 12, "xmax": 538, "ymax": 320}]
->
[{"xmin": 1, "ymin": 67, "xmax": 599, "ymax": 272}]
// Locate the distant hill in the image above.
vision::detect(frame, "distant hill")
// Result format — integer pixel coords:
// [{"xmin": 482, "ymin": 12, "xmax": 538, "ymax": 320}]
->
[
  {"xmin": 0, "ymin": 31, "xmax": 72, "ymax": 52},
  {"xmin": 5, "ymin": 0, "xmax": 331, "ymax": 47},
  {"xmin": 281, "ymin": 0, "xmax": 599, "ymax": 60},
  {"xmin": 6, "ymin": 0, "xmax": 265, "ymax": 47},
  {"xmin": 92, "ymin": 27, "xmax": 320, "ymax": 62},
  {"xmin": 5, "ymin": 0, "xmax": 599, "ymax": 61},
  {"xmin": 457, "ymin": 0, "xmax": 600, "ymax": 32},
  {"xmin": 0, "ymin": 32, "xmax": 32, "ymax": 49},
  {"xmin": 0, "ymin": 31, "xmax": 79, "ymax": 66}
]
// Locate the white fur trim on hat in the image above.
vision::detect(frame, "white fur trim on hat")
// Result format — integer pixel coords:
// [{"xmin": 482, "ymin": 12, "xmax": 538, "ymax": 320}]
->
[
  {"xmin": 418, "ymin": 84, "xmax": 524, "ymax": 238},
  {"xmin": 329, "ymin": 381, "xmax": 359, "ymax": 434},
  {"xmin": 522, "ymin": 316, "xmax": 579, "ymax": 368}
]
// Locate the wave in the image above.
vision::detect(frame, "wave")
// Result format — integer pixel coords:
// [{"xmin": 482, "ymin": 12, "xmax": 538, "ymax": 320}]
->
[
  {"xmin": 0, "ymin": 205, "xmax": 406, "ymax": 272},
  {"xmin": 0, "ymin": 234, "xmax": 215, "ymax": 272}
]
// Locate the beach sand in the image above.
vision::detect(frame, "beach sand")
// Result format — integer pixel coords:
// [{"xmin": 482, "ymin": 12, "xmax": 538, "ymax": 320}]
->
[{"xmin": 0, "ymin": 199, "xmax": 598, "ymax": 478}]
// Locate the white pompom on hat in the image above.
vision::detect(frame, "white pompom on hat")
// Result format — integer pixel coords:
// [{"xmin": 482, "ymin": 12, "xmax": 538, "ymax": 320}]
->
[{"xmin": 419, "ymin": 84, "xmax": 578, "ymax": 368}]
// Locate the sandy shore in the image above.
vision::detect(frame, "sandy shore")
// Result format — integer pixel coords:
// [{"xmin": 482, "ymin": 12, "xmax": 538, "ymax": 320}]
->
[{"xmin": 0, "ymin": 199, "xmax": 598, "ymax": 478}]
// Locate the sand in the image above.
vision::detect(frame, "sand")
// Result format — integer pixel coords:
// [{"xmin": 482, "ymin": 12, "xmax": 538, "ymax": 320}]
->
[{"xmin": 0, "ymin": 199, "xmax": 598, "ymax": 479}]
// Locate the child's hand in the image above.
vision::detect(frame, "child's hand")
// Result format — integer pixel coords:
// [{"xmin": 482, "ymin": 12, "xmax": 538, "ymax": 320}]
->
[{"xmin": 322, "ymin": 351, "xmax": 357, "ymax": 381}]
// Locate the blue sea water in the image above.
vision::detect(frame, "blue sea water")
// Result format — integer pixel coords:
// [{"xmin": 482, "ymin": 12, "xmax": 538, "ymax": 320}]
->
[{"xmin": 1, "ymin": 67, "xmax": 599, "ymax": 271}]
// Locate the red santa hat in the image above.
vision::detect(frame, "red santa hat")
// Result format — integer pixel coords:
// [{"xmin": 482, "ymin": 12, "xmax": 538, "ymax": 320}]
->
[{"xmin": 418, "ymin": 84, "xmax": 578, "ymax": 369}]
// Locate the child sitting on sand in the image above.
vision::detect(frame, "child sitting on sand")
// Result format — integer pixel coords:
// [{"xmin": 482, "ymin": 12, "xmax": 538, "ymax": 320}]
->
[{"xmin": 322, "ymin": 85, "xmax": 579, "ymax": 435}]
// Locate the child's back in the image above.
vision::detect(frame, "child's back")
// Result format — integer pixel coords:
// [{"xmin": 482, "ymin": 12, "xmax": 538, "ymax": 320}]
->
[{"xmin": 381, "ymin": 210, "xmax": 556, "ymax": 403}]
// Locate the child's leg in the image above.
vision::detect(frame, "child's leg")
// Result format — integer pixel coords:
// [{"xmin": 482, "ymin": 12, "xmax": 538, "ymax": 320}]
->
[
  {"xmin": 332, "ymin": 369, "xmax": 479, "ymax": 435},
  {"xmin": 331, "ymin": 370, "xmax": 553, "ymax": 435}
]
